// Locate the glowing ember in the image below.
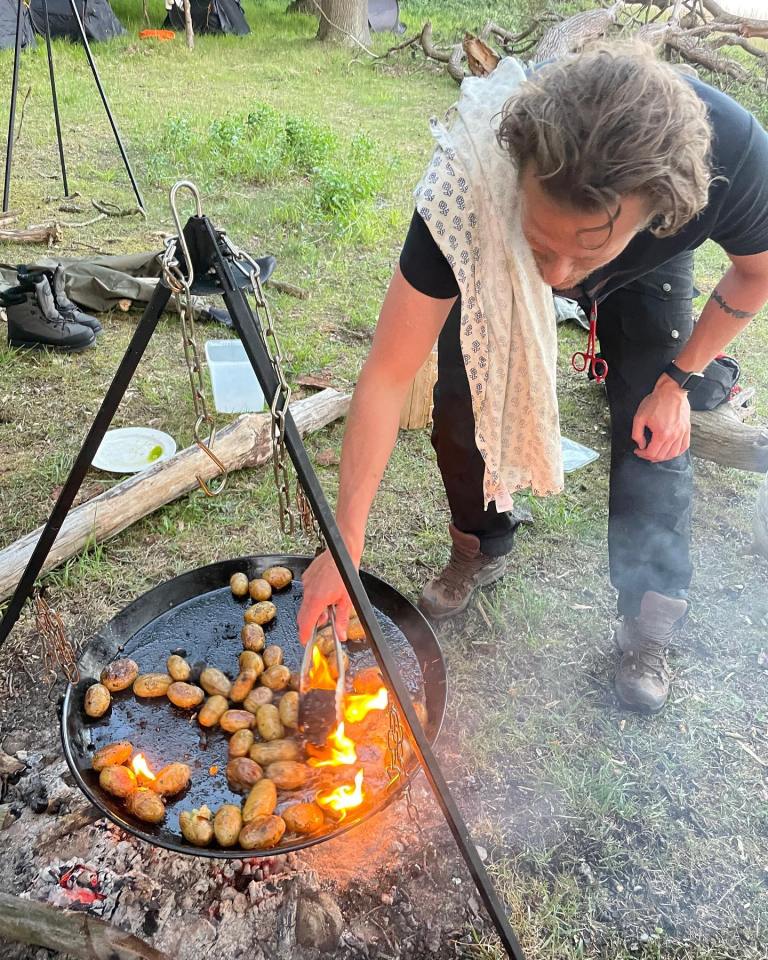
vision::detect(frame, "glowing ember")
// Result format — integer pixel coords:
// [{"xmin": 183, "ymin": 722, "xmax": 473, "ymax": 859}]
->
[
  {"xmin": 316, "ymin": 768, "xmax": 365, "ymax": 819},
  {"xmin": 343, "ymin": 686, "xmax": 388, "ymax": 724},
  {"xmin": 308, "ymin": 722, "xmax": 357, "ymax": 767},
  {"xmin": 309, "ymin": 645, "xmax": 336, "ymax": 691},
  {"xmin": 131, "ymin": 754, "xmax": 155, "ymax": 784}
]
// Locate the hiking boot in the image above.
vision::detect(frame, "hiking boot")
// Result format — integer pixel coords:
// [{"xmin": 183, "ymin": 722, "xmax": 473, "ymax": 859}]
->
[
  {"xmin": 419, "ymin": 524, "xmax": 507, "ymax": 621},
  {"xmin": 613, "ymin": 591, "xmax": 688, "ymax": 714},
  {"xmin": 2, "ymin": 277, "xmax": 95, "ymax": 352},
  {"xmin": 18, "ymin": 264, "xmax": 102, "ymax": 335}
]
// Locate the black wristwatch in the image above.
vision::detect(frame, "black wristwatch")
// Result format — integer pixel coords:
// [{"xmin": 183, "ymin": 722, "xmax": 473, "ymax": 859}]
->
[{"xmin": 662, "ymin": 361, "xmax": 705, "ymax": 391}]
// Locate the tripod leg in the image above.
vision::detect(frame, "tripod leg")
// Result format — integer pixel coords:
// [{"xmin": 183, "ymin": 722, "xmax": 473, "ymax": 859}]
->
[
  {"xmin": 67, "ymin": 0, "xmax": 145, "ymax": 212},
  {"xmin": 0, "ymin": 283, "xmax": 172, "ymax": 647},
  {"xmin": 2, "ymin": 0, "xmax": 24, "ymax": 213},
  {"xmin": 42, "ymin": 0, "xmax": 70, "ymax": 198}
]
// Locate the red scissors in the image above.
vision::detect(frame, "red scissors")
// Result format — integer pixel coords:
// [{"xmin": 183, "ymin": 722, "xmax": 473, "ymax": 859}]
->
[{"xmin": 571, "ymin": 301, "xmax": 608, "ymax": 384}]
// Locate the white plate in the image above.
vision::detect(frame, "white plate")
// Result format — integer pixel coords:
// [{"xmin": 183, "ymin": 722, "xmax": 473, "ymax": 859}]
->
[{"xmin": 92, "ymin": 427, "xmax": 177, "ymax": 474}]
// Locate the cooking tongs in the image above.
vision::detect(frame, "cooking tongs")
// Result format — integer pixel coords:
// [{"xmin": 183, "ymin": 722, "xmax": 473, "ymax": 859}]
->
[{"xmin": 298, "ymin": 606, "xmax": 346, "ymax": 746}]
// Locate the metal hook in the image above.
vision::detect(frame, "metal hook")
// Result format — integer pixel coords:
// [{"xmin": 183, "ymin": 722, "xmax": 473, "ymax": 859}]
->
[
  {"xmin": 194, "ymin": 436, "xmax": 228, "ymax": 497},
  {"xmin": 168, "ymin": 180, "xmax": 203, "ymax": 291}
]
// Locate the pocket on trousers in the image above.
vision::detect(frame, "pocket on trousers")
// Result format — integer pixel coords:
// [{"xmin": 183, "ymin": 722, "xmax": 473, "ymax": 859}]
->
[{"xmin": 612, "ymin": 266, "xmax": 694, "ymax": 348}]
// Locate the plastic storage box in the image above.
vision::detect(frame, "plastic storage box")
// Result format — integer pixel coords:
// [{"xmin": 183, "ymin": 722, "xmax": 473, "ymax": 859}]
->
[{"xmin": 204, "ymin": 339, "xmax": 266, "ymax": 414}]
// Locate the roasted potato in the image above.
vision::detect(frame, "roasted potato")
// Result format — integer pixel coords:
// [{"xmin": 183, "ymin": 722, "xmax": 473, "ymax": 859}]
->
[
  {"xmin": 98, "ymin": 764, "xmax": 137, "ymax": 798},
  {"xmin": 278, "ymin": 691, "xmax": 299, "ymax": 729},
  {"xmin": 214, "ymin": 804, "xmax": 242, "ymax": 847},
  {"xmin": 167, "ymin": 655, "xmax": 191, "ymax": 682},
  {"xmin": 242, "ymin": 778, "xmax": 277, "ymax": 822},
  {"xmin": 226, "ymin": 757, "xmax": 264, "ymax": 793},
  {"xmin": 230, "ymin": 669, "xmax": 257, "ymax": 703},
  {"xmin": 261, "ymin": 566, "xmax": 292, "ymax": 590},
  {"xmin": 228, "ymin": 729, "xmax": 255, "ymax": 759},
  {"xmin": 243, "ymin": 686, "xmax": 273, "ymax": 713},
  {"xmin": 150, "ymin": 762, "xmax": 191, "ymax": 796},
  {"xmin": 352, "ymin": 666, "xmax": 384, "ymax": 695},
  {"xmin": 126, "ymin": 788, "xmax": 165, "ymax": 824},
  {"xmin": 289, "ymin": 671, "xmax": 301, "ymax": 692},
  {"xmin": 239, "ymin": 650, "xmax": 264, "ymax": 676},
  {"xmin": 100, "ymin": 658, "xmax": 139, "ymax": 693},
  {"xmin": 262, "ymin": 645, "xmax": 283, "ymax": 669},
  {"xmin": 198, "ymin": 694, "xmax": 229, "ymax": 728},
  {"xmin": 282, "ymin": 802, "xmax": 324, "ymax": 835},
  {"xmin": 133, "ymin": 673, "xmax": 173, "ymax": 698},
  {"xmin": 328, "ymin": 651, "xmax": 349, "ymax": 683},
  {"xmin": 84, "ymin": 683, "xmax": 111, "ymax": 718},
  {"xmin": 167, "ymin": 682, "xmax": 205, "ymax": 709},
  {"xmin": 244, "ymin": 601, "xmax": 277, "ymax": 626},
  {"xmin": 248, "ymin": 578, "xmax": 272, "ymax": 602},
  {"xmin": 230, "ymin": 572, "xmax": 249, "ymax": 598},
  {"xmin": 265, "ymin": 760, "xmax": 308, "ymax": 791},
  {"xmin": 255, "ymin": 704, "xmax": 284, "ymax": 741},
  {"xmin": 220, "ymin": 709, "xmax": 255, "ymax": 734},
  {"xmin": 180, "ymin": 805, "xmax": 214, "ymax": 846},
  {"xmin": 239, "ymin": 814, "xmax": 286, "ymax": 850},
  {"xmin": 260, "ymin": 664, "xmax": 291, "ymax": 692},
  {"xmin": 92, "ymin": 740, "xmax": 132, "ymax": 771},
  {"xmin": 199, "ymin": 667, "xmax": 232, "ymax": 698},
  {"xmin": 346, "ymin": 615, "xmax": 366, "ymax": 641},
  {"xmin": 241, "ymin": 623, "xmax": 266, "ymax": 651},
  {"xmin": 249, "ymin": 738, "xmax": 302, "ymax": 765}
]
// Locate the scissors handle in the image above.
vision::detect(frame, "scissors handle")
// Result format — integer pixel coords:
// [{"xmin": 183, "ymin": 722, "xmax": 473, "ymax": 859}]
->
[{"xmin": 571, "ymin": 352, "xmax": 589, "ymax": 373}]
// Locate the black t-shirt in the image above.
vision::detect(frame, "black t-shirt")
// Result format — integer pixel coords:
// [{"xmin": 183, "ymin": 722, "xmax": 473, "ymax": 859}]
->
[{"xmin": 399, "ymin": 76, "xmax": 768, "ymax": 303}]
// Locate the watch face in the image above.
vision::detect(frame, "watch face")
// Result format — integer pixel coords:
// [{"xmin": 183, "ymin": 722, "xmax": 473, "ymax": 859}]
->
[{"xmin": 682, "ymin": 371, "xmax": 705, "ymax": 391}]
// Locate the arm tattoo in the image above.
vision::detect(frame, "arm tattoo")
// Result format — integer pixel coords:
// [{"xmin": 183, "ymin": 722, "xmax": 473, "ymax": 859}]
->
[{"xmin": 711, "ymin": 289, "xmax": 756, "ymax": 320}]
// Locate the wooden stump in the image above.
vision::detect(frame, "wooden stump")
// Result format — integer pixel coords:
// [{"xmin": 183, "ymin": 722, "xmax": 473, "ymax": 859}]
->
[{"xmin": 399, "ymin": 348, "xmax": 438, "ymax": 430}]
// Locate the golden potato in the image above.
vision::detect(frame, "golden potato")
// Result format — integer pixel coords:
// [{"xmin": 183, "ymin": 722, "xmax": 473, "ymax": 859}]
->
[
  {"xmin": 289, "ymin": 671, "xmax": 300, "ymax": 691},
  {"xmin": 198, "ymin": 694, "xmax": 229, "ymax": 728},
  {"xmin": 133, "ymin": 673, "xmax": 173, "ymax": 698},
  {"xmin": 328, "ymin": 651, "xmax": 349, "ymax": 683},
  {"xmin": 100, "ymin": 658, "xmax": 139, "ymax": 693},
  {"xmin": 261, "ymin": 566, "xmax": 293, "ymax": 590},
  {"xmin": 282, "ymin": 802, "xmax": 324, "ymax": 835},
  {"xmin": 242, "ymin": 778, "xmax": 277, "ymax": 822},
  {"xmin": 84, "ymin": 683, "xmax": 111, "ymax": 718},
  {"xmin": 316, "ymin": 630, "xmax": 335, "ymax": 658},
  {"xmin": 244, "ymin": 601, "xmax": 277, "ymax": 626},
  {"xmin": 346, "ymin": 615, "xmax": 366, "ymax": 641},
  {"xmin": 248, "ymin": 578, "xmax": 272, "ymax": 602},
  {"xmin": 220, "ymin": 709, "xmax": 255, "ymax": 734},
  {"xmin": 241, "ymin": 623, "xmax": 266, "ymax": 651},
  {"xmin": 265, "ymin": 760, "xmax": 308, "ymax": 791},
  {"xmin": 262, "ymin": 645, "xmax": 283, "ymax": 669},
  {"xmin": 260, "ymin": 665, "xmax": 291, "ymax": 692},
  {"xmin": 230, "ymin": 572, "xmax": 249, "ymax": 598},
  {"xmin": 230, "ymin": 669, "xmax": 257, "ymax": 703},
  {"xmin": 255, "ymin": 704, "xmax": 284, "ymax": 741},
  {"xmin": 180, "ymin": 805, "xmax": 214, "ymax": 847},
  {"xmin": 214, "ymin": 804, "xmax": 242, "ymax": 847},
  {"xmin": 278, "ymin": 691, "xmax": 299, "ymax": 729},
  {"xmin": 239, "ymin": 651, "xmax": 264, "ymax": 676},
  {"xmin": 249, "ymin": 739, "xmax": 302, "ymax": 765},
  {"xmin": 127, "ymin": 788, "xmax": 165, "ymax": 824},
  {"xmin": 150, "ymin": 762, "xmax": 191, "ymax": 797},
  {"xmin": 226, "ymin": 757, "xmax": 264, "ymax": 793},
  {"xmin": 352, "ymin": 667, "xmax": 384, "ymax": 695},
  {"xmin": 167, "ymin": 682, "xmax": 205, "ymax": 709},
  {"xmin": 228, "ymin": 729, "xmax": 255, "ymax": 759},
  {"xmin": 167, "ymin": 655, "xmax": 191, "ymax": 682},
  {"xmin": 199, "ymin": 667, "xmax": 232, "ymax": 698},
  {"xmin": 243, "ymin": 687, "xmax": 273, "ymax": 713},
  {"xmin": 98, "ymin": 764, "xmax": 137, "ymax": 798},
  {"xmin": 92, "ymin": 740, "xmax": 132, "ymax": 772},
  {"xmin": 239, "ymin": 814, "xmax": 286, "ymax": 850}
]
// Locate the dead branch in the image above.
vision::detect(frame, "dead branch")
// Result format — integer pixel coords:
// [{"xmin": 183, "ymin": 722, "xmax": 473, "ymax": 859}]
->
[
  {"xmin": 0, "ymin": 211, "xmax": 18, "ymax": 225},
  {"xmin": 699, "ymin": 0, "xmax": 768, "ymax": 32},
  {"xmin": 13, "ymin": 86, "xmax": 31, "ymax": 146},
  {"xmin": 463, "ymin": 34, "xmax": 501, "ymax": 77},
  {"xmin": 377, "ymin": 30, "xmax": 420, "ymax": 58},
  {"xmin": 420, "ymin": 21, "xmax": 450, "ymax": 63},
  {"xmin": 690, "ymin": 403, "xmax": 768, "ymax": 473},
  {"xmin": 447, "ymin": 43, "xmax": 467, "ymax": 83},
  {"xmin": 534, "ymin": 2, "xmax": 625, "ymax": 61},
  {"xmin": 0, "ymin": 222, "xmax": 61, "ymax": 245},
  {"xmin": 266, "ymin": 278, "xmax": 310, "ymax": 299}
]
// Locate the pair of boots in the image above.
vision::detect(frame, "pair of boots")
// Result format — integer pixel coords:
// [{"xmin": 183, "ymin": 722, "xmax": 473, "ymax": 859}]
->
[
  {"xmin": 420, "ymin": 524, "xmax": 687, "ymax": 714},
  {"xmin": 0, "ymin": 265, "xmax": 101, "ymax": 351}
]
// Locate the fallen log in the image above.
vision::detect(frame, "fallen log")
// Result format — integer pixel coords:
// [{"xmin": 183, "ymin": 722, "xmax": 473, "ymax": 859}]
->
[
  {"xmin": 0, "ymin": 222, "xmax": 61, "ymax": 245},
  {"xmin": 0, "ymin": 389, "xmax": 350, "ymax": 603},
  {"xmin": 690, "ymin": 403, "xmax": 768, "ymax": 473},
  {"xmin": 0, "ymin": 890, "xmax": 170, "ymax": 960}
]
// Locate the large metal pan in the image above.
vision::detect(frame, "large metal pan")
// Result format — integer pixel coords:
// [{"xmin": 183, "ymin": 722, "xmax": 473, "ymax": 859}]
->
[{"xmin": 60, "ymin": 556, "xmax": 447, "ymax": 858}]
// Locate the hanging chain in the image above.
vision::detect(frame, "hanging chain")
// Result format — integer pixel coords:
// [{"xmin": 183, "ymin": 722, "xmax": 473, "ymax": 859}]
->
[
  {"xmin": 296, "ymin": 481, "xmax": 326, "ymax": 553},
  {"xmin": 34, "ymin": 591, "xmax": 79, "ymax": 698},
  {"xmin": 386, "ymin": 700, "xmax": 422, "ymax": 830}
]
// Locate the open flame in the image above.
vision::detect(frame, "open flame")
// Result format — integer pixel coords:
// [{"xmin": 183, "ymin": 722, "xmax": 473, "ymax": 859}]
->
[
  {"xmin": 316, "ymin": 768, "xmax": 365, "ymax": 819},
  {"xmin": 343, "ymin": 686, "xmax": 388, "ymax": 724},
  {"xmin": 131, "ymin": 754, "xmax": 155, "ymax": 784},
  {"xmin": 308, "ymin": 722, "xmax": 357, "ymax": 767},
  {"xmin": 308, "ymin": 645, "xmax": 336, "ymax": 691}
]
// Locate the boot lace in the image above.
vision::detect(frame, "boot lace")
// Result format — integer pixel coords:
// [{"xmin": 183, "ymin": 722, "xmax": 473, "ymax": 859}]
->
[
  {"xmin": 433, "ymin": 548, "xmax": 486, "ymax": 600},
  {"xmin": 627, "ymin": 639, "xmax": 669, "ymax": 681}
]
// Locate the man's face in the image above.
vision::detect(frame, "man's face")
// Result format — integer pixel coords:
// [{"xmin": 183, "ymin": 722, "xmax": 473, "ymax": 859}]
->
[{"xmin": 519, "ymin": 166, "xmax": 652, "ymax": 291}]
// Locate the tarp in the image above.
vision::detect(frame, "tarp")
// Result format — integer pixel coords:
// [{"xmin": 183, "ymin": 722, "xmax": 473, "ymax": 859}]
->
[
  {"xmin": 29, "ymin": 0, "xmax": 125, "ymax": 42},
  {"xmin": 0, "ymin": 0, "xmax": 36, "ymax": 50},
  {"xmin": 164, "ymin": 0, "xmax": 250, "ymax": 36}
]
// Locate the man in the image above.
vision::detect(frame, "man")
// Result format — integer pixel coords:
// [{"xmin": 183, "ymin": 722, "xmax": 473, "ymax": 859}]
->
[{"xmin": 298, "ymin": 44, "xmax": 768, "ymax": 713}]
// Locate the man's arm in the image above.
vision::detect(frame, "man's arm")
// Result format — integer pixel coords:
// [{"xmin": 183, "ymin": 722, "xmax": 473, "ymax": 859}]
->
[
  {"xmin": 632, "ymin": 249, "xmax": 768, "ymax": 463},
  {"xmin": 296, "ymin": 266, "xmax": 457, "ymax": 642}
]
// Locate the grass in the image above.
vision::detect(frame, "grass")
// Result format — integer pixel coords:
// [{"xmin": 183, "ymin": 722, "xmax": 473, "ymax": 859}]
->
[{"xmin": 2, "ymin": 3, "xmax": 768, "ymax": 958}]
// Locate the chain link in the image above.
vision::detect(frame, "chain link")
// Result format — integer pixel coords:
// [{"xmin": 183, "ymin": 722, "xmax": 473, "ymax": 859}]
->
[
  {"xmin": 34, "ymin": 592, "xmax": 79, "ymax": 698},
  {"xmin": 296, "ymin": 480, "xmax": 326, "ymax": 553},
  {"xmin": 386, "ymin": 700, "xmax": 422, "ymax": 830}
]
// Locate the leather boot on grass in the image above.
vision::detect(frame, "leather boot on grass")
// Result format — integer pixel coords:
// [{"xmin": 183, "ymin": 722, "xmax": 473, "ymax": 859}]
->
[
  {"xmin": 419, "ymin": 524, "xmax": 507, "ymax": 621},
  {"xmin": 2, "ymin": 277, "xmax": 95, "ymax": 352},
  {"xmin": 613, "ymin": 590, "xmax": 688, "ymax": 714},
  {"xmin": 18, "ymin": 264, "xmax": 102, "ymax": 335}
]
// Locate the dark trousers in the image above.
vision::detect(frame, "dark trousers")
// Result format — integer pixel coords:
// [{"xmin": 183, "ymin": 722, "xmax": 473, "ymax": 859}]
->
[{"xmin": 431, "ymin": 252, "xmax": 695, "ymax": 617}]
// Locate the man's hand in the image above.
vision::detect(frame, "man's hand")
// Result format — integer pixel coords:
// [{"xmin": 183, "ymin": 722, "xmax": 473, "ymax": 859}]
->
[
  {"xmin": 297, "ymin": 550, "xmax": 353, "ymax": 646},
  {"xmin": 632, "ymin": 375, "xmax": 691, "ymax": 462}
]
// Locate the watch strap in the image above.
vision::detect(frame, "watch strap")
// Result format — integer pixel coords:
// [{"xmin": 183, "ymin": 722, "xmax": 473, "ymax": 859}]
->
[{"xmin": 663, "ymin": 361, "xmax": 704, "ymax": 391}]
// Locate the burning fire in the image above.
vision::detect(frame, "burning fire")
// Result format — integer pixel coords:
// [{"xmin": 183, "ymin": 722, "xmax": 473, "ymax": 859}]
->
[
  {"xmin": 316, "ymin": 769, "xmax": 365, "ymax": 819},
  {"xmin": 343, "ymin": 686, "xmax": 388, "ymax": 724},
  {"xmin": 309, "ymin": 646, "xmax": 336, "ymax": 691},
  {"xmin": 308, "ymin": 722, "xmax": 357, "ymax": 767},
  {"xmin": 131, "ymin": 754, "xmax": 156, "ymax": 785}
]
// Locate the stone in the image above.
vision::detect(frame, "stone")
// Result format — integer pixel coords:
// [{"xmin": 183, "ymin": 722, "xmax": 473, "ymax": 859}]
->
[
  {"xmin": 221, "ymin": 886, "xmax": 237, "ymax": 901},
  {"xmin": 233, "ymin": 892, "xmax": 248, "ymax": 914},
  {"xmin": 295, "ymin": 891, "xmax": 343, "ymax": 953}
]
